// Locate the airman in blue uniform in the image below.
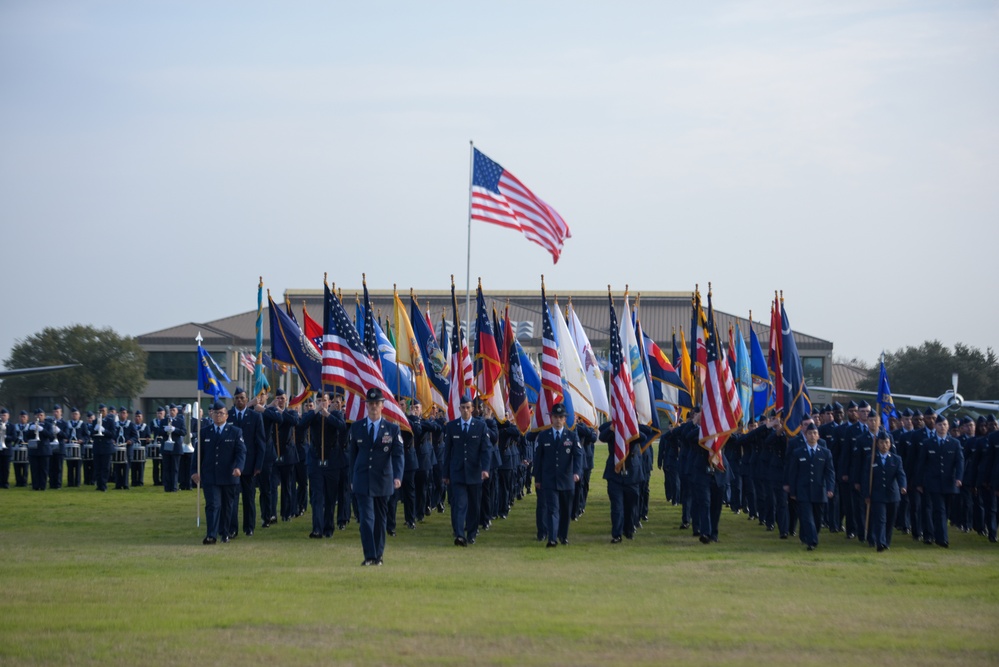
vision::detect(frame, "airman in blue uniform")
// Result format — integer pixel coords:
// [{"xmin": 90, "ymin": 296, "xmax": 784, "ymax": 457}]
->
[
  {"xmin": 348, "ymin": 387, "xmax": 404, "ymax": 566},
  {"xmin": 917, "ymin": 414, "xmax": 964, "ymax": 547},
  {"xmin": 534, "ymin": 403, "xmax": 583, "ymax": 547},
  {"xmin": 861, "ymin": 430, "xmax": 907, "ymax": 551},
  {"xmin": 785, "ymin": 423, "xmax": 835, "ymax": 550},
  {"xmin": 193, "ymin": 401, "xmax": 246, "ymax": 544},
  {"xmin": 443, "ymin": 394, "xmax": 494, "ymax": 546}
]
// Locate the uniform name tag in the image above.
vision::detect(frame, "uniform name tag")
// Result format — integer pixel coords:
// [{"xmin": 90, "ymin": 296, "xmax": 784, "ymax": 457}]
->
[{"xmin": 799, "ymin": 457, "xmax": 806, "ymax": 462}]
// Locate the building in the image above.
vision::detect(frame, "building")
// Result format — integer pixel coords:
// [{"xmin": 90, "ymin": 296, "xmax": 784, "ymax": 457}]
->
[{"xmin": 134, "ymin": 288, "xmax": 834, "ymax": 416}]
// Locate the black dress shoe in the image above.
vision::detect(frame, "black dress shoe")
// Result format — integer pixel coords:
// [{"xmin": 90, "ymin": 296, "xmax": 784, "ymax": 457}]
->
[
  {"xmin": 406, "ymin": 522, "xmax": 416, "ymax": 530},
  {"xmin": 679, "ymin": 523, "xmax": 690, "ymax": 530},
  {"xmin": 261, "ymin": 521, "xmax": 270, "ymax": 528},
  {"xmin": 269, "ymin": 516, "xmax": 278, "ymax": 524},
  {"xmin": 699, "ymin": 535, "xmax": 710, "ymax": 544},
  {"xmin": 244, "ymin": 530, "xmax": 254, "ymax": 537},
  {"xmin": 221, "ymin": 534, "xmax": 230, "ymax": 543},
  {"xmin": 469, "ymin": 537, "xmax": 476, "ymax": 545},
  {"xmin": 546, "ymin": 541, "xmax": 557, "ymax": 548},
  {"xmin": 361, "ymin": 559, "xmax": 374, "ymax": 566},
  {"xmin": 807, "ymin": 545, "xmax": 815, "ymax": 551},
  {"xmin": 323, "ymin": 532, "xmax": 333, "ymax": 538},
  {"xmin": 611, "ymin": 536, "xmax": 622, "ymax": 544},
  {"xmin": 876, "ymin": 545, "xmax": 885, "ymax": 552},
  {"xmin": 203, "ymin": 537, "xmax": 217, "ymax": 545},
  {"xmin": 376, "ymin": 558, "xmax": 383, "ymax": 565},
  {"xmin": 625, "ymin": 533, "xmax": 634, "ymax": 540},
  {"xmin": 387, "ymin": 530, "xmax": 396, "ymax": 537},
  {"xmin": 337, "ymin": 523, "xmax": 347, "ymax": 531},
  {"xmin": 309, "ymin": 532, "xmax": 323, "ymax": 539},
  {"xmin": 454, "ymin": 537, "xmax": 467, "ymax": 547},
  {"xmin": 780, "ymin": 533, "xmax": 788, "ymax": 539},
  {"xmin": 559, "ymin": 538, "xmax": 568, "ymax": 546}
]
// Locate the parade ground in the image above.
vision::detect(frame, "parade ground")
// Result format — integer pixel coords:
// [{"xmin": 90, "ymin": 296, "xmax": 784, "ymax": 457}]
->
[{"xmin": 1, "ymin": 474, "xmax": 996, "ymax": 666}]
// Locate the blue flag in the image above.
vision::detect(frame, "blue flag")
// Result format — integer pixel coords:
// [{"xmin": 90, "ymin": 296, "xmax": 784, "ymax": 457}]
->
[
  {"xmin": 749, "ymin": 325, "xmax": 772, "ymax": 420},
  {"xmin": 268, "ymin": 294, "xmax": 323, "ymax": 392},
  {"xmin": 735, "ymin": 326, "xmax": 751, "ymax": 429},
  {"xmin": 198, "ymin": 344, "xmax": 232, "ymax": 399},
  {"xmin": 780, "ymin": 301, "xmax": 811, "ymax": 437},
  {"xmin": 877, "ymin": 357, "xmax": 897, "ymax": 431},
  {"xmin": 411, "ymin": 297, "xmax": 450, "ymax": 402}
]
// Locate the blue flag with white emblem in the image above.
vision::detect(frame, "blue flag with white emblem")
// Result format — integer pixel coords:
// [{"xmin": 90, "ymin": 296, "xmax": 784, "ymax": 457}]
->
[{"xmin": 197, "ymin": 344, "xmax": 232, "ymax": 399}]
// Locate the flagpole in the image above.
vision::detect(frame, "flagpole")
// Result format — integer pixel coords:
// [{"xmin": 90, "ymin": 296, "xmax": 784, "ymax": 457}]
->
[
  {"xmin": 195, "ymin": 333, "xmax": 203, "ymax": 528},
  {"xmin": 465, "ymin": 140, "xmax": 474, "ymax": 338},
  {"xmin": 865, "ymin": 351, "xmax": 886, "ymax": 542}
]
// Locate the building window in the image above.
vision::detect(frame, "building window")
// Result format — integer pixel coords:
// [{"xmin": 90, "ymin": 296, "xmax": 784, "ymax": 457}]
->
[
  {"xmin": 146, "ymin": 352, "xmax": 198, "ymax": 381},
  {"xmin": 802, "ymin": 357, "xmax": 824, "ymax": 387}
]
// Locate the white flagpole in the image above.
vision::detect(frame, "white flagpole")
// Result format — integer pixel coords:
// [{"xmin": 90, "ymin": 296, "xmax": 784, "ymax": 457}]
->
[
  {"xmin": 195, "ymin": 332, "xmax": 202, "ymax": 528},
  {"xmin": 465, "ymin": 140, "xmax": 474, "ymax": 337}
]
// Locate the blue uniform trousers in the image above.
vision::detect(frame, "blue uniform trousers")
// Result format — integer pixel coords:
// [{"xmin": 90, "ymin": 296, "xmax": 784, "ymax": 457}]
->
[
  {"xmin": 449, "ymin": 482, "xmax": 481, "ymax": 541},
  {"xmin": 203, "ymin": 483, "xmax": 237, "ymax": 540},
  {"xmin": 355, "ymin": 494, "xmax": 388, "ymax": 561},
  {"xmin": 607, "ymin": 480, "xmax": 638, "ymax": 539},
  {"xmin": 869, "ymin": 501, "xmax": 897, "ymax": 548},
  {"xmin": 796, "ymin": 500, "xmax": 823, "ymax": 547}
]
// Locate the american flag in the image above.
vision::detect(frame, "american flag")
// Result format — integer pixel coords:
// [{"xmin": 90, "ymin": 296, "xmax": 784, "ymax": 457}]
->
[
  {"xmin": 321, "ymin": 282, "xmax": 410, "ymax": 433},
  {"xmin": 239, "ymin": 352, "xmax": 256, "ymax": 374},
  {"xmin": 470, "ymin": 148, "xmax": 571, "ymax": 264},
  {"xmin": 698, "ymin": 291, "xmax": 742, "ymax": 470},
  {"xmin": 362, "ymin": 282, "xmax": 381, "ymax": 371},
  {"xmin": 535, "ymin": 283, "xmax": 562, "ymax": 429},
  {"xmin": 447, "ymin": 282, "xmax": 474, "ymax": 419},
  {"xmin": 609, "ymin": 292, "xmax": 639, "ymax": 472}
]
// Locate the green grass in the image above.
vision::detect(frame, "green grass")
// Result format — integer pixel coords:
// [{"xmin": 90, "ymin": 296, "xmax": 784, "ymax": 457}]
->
[{"xmin": 1, "ymin": 471, "xmax": 997, "ymax": 666}]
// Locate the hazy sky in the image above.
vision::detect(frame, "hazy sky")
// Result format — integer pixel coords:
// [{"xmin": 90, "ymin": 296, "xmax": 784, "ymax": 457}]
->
[{"xmin": 2, "ymin": 1, "xmax": 997, "ymax": 371}]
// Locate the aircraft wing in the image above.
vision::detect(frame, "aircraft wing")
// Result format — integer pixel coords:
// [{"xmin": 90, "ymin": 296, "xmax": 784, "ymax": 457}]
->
[{"xmin": 0, "ymin": 364, "xmax": 80, "ymax": 379}]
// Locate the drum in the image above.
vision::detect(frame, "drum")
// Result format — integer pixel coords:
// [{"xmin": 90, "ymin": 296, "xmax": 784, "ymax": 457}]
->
[
  {"xmin": 130, "ymin": 444, "xmax": 146, "ymax": 463},
  {"xmin": 64, "ymin": 443, "xmax": 82, "ymax": 460},
  {"xmin": 26, "ymin": 438, "xmax": 39, "ymax": 451},
  {"xmin": 82, "ymin": 444, "xmax": 93, "ymax": 461},
  {"xmin": 12, "ymin": 445, "xmax": 28, "ymax": 463},
  {"xmin": 147, "ymin": 444, "xmax": 162, "ymax": 460},
  {"xmin": 112, "ymin": 446, "xmax": 128, "ymax": 464}
]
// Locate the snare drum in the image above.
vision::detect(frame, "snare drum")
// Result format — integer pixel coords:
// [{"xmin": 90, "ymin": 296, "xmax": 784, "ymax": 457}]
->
[
  {"xmin": 82, "ymin": 444, "xmax": 93, "ymax": 461},
  {"xmin": 112, "ymin": 446, "xmax": 128, "ymax": 464},
  {"xmin": 147, "ymin": 444, "xmax": 162, "ymax": 460},
  {"xmin": 12, "ymin": 445, "xmax": 28, "ymax": 463},
  {"xmin": 130, "ymin": 444, "xmax": 146, "ymax": 463},
  {"xmin": 64, "ymin": 443, "xmax": 82, "ymax": 460}
]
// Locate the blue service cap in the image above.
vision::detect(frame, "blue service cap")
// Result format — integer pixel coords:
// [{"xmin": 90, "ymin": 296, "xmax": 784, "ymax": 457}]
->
[
  {"xmin": 858, "ymin": 400, "xmax": 870, "ymax": 409},
  {"xmin": 459, "ymin": 392, "xmax": 473, "ymax": 405},
  {"xmin": 52, "ymin": 404, "xmax": 61, "ymax": 410},
  {"xmin": 551, "ymin": 403, "xmax": 567, "ymax": 417},
  {"xmin": 923, "ymin": 407, "xmax": 936, "ymax": 417},
  {"xmin": 846, "ymin": 400, "xmax": 858, "ymax": 409},
  {"xmin": 0, "ymin": 408, "xmax": 7, "ymax": 415},
  {"xmin": 118, "ymin": 406, "xmax": 128, "ymax": 412},
  {"xmin": 988, "ymin": 414, "xmax": 997, "ymax": 424},
  {"xmin": 833, "ymin": 402, "xmax": 844, "ymax": 411},
  {"xmin": 821, "ymin": 404, "xmax": 833, "ymax": 413},
  {"xmin": 19, "ymin": 410, "xmax": 28, "ymax": 416},
  {"xmin": 34, "ymin": 408, "xmax": 44, "ymax": 414},
  {"xmin": 210, "ymin": 400, "xmax": 226, "ymax": 411},
  {"xmin": 234, "ymin": 386, "xmax": 246, "ymax": 395},
  {"xmin": 86, "ymin": 411, "xmax": 94, "ymax": 417},
  {"xmin": 70, "ymin": 407, "xmax": 79, "ymax": 413},
  {"xmin": 365, "ymin": 387, "xmax": 383, "ymax": 402},
  {"xmin": 157, "ymin": 406, "xmax": 165, "ymax": 413},
  {"xmin": 135, "ymin": 410, "xmax": 142, "ymax": 416},
  {"xmin": 98, "ymin": 403, "xmax": 107, "ymax": 409},
  {"xmin": 805, "ymin": 423, "xmax": 818, "ymax": 432},
  {"xmin": 876, "ymin": 429, "xmax": 890, "ymax": 440},
  {"xmin": 275, "ymin": 388, "xmax": 286, "ymax": 397},
  {"xmin": 959, "ymin": 416, "xmax": 973, "ymax": 425},
  {"xmin": 935, "ymin": 414, "xmax": 948, "ymax": 424}
]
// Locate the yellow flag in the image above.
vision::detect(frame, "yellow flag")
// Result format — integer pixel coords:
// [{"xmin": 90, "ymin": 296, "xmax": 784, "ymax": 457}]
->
[{"xmin": 393, "ymin": 291, "xmax": 433, "ymax": 412}]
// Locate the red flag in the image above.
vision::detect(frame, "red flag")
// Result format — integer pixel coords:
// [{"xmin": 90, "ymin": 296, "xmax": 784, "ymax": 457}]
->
[
  {"xmin": 768, "ymin": 294, "xmax": 784, "ymax": 415},
  {"xmin": 302, "ymin": 302, "xmax": 323, "ymax": 353}
]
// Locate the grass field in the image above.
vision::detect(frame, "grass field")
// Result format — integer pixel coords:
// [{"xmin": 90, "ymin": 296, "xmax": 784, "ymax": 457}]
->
[{"xmin": 1, "ymin": 471, "xmax": 997, "ymax": 666}]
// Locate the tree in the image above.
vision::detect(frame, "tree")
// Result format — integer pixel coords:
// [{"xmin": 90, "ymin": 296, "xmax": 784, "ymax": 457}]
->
[
  {"xmin": 857, "ymin": 340, "xmax": 999, "ymax": 399},
  {"xmin": 0, "ymin": 325, "xmax": 147, "ymax": 410}
]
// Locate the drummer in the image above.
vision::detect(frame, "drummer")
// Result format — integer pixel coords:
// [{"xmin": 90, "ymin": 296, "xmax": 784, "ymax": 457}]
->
[
  {"xmin": 131, "ymin": 410, "xmax": 150, "ymax": 487},
  {"xmin": 65, "ymin": 407, "xmax": 86, "ymax": 488},
  {"xmin": 13, "ymin": 410, "xmax": 31, "ymax": 487},
  {"xmin": 0, "ymin": 408, "xmax": 11, "ymax": 489},
  {"xmin": 113, "ymin": 407, "xmax": 135, "ymax": 490}
]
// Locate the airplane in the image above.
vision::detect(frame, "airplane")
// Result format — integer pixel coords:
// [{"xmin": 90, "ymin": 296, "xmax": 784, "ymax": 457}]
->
[
  {"xmin": 811, "ymin": 373, "xmax": 999, "ymax": 415},
  {"xmin": 0, "ymin": 364, "xmax": 80, "ymax": 379}
]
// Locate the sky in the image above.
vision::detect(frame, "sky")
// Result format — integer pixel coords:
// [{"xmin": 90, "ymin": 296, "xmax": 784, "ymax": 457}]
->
[{"xmin": 2, "ymin": 0, "xmax": 997, "ymax": 370}]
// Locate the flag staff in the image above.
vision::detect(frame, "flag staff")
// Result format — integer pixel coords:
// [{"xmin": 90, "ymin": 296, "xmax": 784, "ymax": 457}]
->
[
  {"xmin": 465, "ymin": 140, "xmax": 475, "ymax": 339},
  {"xmin": 195, "ymin": 331, "xmax": 203, "ymax": 528}
]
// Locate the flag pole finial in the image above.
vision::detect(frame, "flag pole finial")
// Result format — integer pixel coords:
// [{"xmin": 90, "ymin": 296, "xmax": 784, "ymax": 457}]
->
[
  {"xmin": 540, "ymin": 274, "xmax": 545, "ymax": 290},
  {"xmin": 780, "ymin": 290, "xmax": 784, "ymax": 303},
  {"xmin": 362, "ymin": 273, "xmax": 367, "ymax": 287},
  {"xmin": 450, "ymin": 274, "xmax": 455, "ymax": 289},
  {"xmin": 477, "ymin": 276, "xmax": 482, "ymax": 289}
]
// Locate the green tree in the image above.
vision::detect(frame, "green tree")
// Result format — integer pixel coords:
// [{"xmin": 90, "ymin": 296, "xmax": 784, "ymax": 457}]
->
[
  {"xmin": 857, "ymin": 340, "xmax": 999, "ymax": 398},
  {"xmin": 0, "ymin": 325, "xmax": 147, "ymax": 410}
]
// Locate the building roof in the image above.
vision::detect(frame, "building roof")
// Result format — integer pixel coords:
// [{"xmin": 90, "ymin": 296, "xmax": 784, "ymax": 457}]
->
[{"xmin": 831, "ymin": 364, "xmax": 868, "ymax": 391}]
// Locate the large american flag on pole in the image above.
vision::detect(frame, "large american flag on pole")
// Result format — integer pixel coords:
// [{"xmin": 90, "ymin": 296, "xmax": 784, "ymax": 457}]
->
[
  {"xmin": 470, "ymin": 147, "xmax": 571, "ymax": 264},
  {"xmin": 321, "ymin": 282, "xmax": 411, "ymax": 433},
  {"xmin": 535, "ymin": 281, "xmax": 562, "ymax": 430},
  {"xmin": 609, "ymin": 291, "xmax": 640, "ymax": 472},
  {"xmin": 698, "ymin": 290, "xmax": 742, "ymax": 470}
]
